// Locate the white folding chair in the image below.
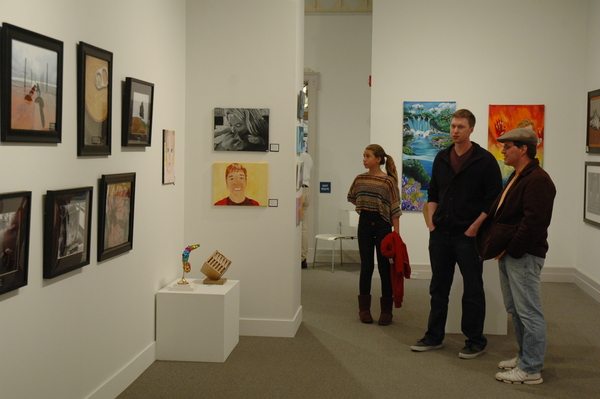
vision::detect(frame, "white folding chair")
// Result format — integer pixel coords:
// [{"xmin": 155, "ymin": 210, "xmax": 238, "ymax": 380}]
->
[{"xmin": 312, "ymin": 210, "xmax": 358, "ymax": 272}]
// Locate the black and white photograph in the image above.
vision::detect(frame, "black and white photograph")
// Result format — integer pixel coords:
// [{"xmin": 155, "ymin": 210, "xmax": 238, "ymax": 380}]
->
[
  {"xmin": 43, "ymin": 187, "xmax": 93, "ymax": 279},
  {"xmin": 213, "ymin": 108, "xmax": 269, "ymax": 152}
]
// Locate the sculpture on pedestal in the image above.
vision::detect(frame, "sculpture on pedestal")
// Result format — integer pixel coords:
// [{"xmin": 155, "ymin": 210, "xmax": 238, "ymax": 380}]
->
[{"xmin": 178, "ymin": 244, "xmax": 200, "ymax": 285}]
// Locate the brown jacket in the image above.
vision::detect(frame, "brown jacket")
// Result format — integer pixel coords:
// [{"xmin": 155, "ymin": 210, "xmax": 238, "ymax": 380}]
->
[{"xmin": 476, "ymin": 159, "xmax": 556, "ymax": 260}]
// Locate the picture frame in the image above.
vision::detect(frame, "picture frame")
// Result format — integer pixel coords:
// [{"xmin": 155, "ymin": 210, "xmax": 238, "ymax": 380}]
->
[
  {"xmin": 122, "ymin": 77, "xmax": 154, "ymax": 147},
  {"xmin": 584, "ymin": 162, "xmax": 600, "ymax": 228},
  {"xmin": 213, "ymin": 162, "xmax": 268, "ymax": 206},
  {"xmin": 43, "ymin": 187, "xmax": 93, "ymax": 278},
  {"xmin": 587, "ymin": 89, "xmax": 600, "ymax": 154},
  {"xmin": 77, "ymin": 42, "xmax": 113, "ymax": 156},
  {"xmin": 0, "ymin": 191, "xmax": 32, "ymax": 296},
  {"xmin": 213, "ymin": 108, "xmax": 269, "ymax": 152},
  {"xmin": 98, "ymin": 173, "xmax": 136, "ymax": 261},
  {"xmin": 163, "ymin": 129, "xmax": 175, "ymax": 184},
  {"xmin": 0, "ymin": 23, "xmax": 63, "ymax": 143},
  {"xmin": 297, "ymin": 90, "xmax": 306, "ymax": 120}
]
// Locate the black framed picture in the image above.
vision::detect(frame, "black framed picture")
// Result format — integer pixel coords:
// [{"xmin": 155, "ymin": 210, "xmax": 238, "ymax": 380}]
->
[
  {"xmin": 0, "ymin": 23, "xmax": 63, "ymax": 143},
  {"xmin": 587, "ymin": 89, "xmax": 600, "ymax": 154},
  {"xmin": 213, "ymin": 108, "xmax": 269, "ymax": 151},
  {"xmin": 98, "ymin": 173, "xmax": 136, "ymax": 261},
  {"xmin": 584, "ymin": 162, "xmax": 600, "ymax": 228},
  {"xmin": 43, "ymin": 187, "xmax": 93, "ymax": 278},
  {"xmin": 77, "ymin": 42, "xmax": 113, "ymax": 156},
  {"xmin": 122, "ymin": 78, "xmax": 154, "ymax": 147},
  {"xmin": 0, "ymin": 191, "xmax": 31, "ymax": 296}
]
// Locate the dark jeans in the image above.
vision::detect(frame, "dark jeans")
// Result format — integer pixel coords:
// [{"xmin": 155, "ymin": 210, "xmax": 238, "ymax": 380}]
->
[
  {"xmin": 425, "ymin": 229, "xmax": 487, "ymax": 348},
  {"xmin": 357, "ymin": 211, "xmax": 392, "ymax": 298}
]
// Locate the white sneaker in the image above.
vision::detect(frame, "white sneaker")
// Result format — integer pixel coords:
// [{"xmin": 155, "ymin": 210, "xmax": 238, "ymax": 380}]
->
[
  {"xmin": 495, "ymin": 367, "xmax": 543, "ymax": 385},
  {"xmin": 498, "ymin": 355, "xmax": 519, "ymax": 370}
]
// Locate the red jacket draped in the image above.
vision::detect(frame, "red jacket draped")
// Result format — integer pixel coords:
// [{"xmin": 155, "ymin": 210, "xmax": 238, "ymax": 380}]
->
[{"xmin": 380, "ymin": 233, "xmax": 411, "ymax": 308}]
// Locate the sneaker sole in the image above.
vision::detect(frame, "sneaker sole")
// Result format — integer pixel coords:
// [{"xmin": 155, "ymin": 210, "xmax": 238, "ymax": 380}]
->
[
  {"xmin": 459, "ymin": 350, "xmax": 484, "ymax": 359},
  {"xmin": 410, "ymin": 344, "xmax": 442, "ymax": 352},
  {"xmin": 496, "ymin": 376, "xmax": 543, "ymax": 385}
]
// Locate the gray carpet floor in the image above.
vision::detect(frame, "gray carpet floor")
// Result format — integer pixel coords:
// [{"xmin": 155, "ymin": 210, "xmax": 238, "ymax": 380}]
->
[{"xmin": 117, "ymin": 263, "xmax": 600, "ymax": 398}]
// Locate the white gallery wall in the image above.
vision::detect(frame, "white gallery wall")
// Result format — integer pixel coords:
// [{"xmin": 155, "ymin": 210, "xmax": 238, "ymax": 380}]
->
[
  {"xmin": 0, "ymin": 1, "xmax": 187, "ymax": 398},
  {"xmin": 304, "ymin": 13, "xmax": 372, "ymax": 257},
  {"xmin": 370, "ymin": 0, "xmax": 595, "ymax": 285},
  {"xmin": 183, "ymin": 0, "xmax": 305, "ymax": 337},
  {"xmin": 306, "ymin": 0, "xmax": 600, "ymax": 296}
]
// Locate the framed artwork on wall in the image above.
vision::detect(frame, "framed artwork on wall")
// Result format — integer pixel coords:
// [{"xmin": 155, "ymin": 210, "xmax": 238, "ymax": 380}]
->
[
  {"xmin": 0, "ymin": 191, "xmax": 31, "ymax": 296},
  {"xmin": 77, "ymin": 42, "xmax": 112, "ymax": 156},
  {"xmin": 488, "ymin": 104, "xmax": 545, "ymax": 185},
  {"xmin": 296, "ymin": 126, "xmax": 304, "ymax": 154},
  {"xmin": 213, "ymin": 108, "xmax": 269, "ymax": 152},
  {"xmin": 584, "ymin": 162, "xmax": 600, "ymax": 228},
  {"xmin": 163, "ymin": 129, "xmax": 175, "ymax": 184},
  {"xmin": 213, "ymin": 162, "xmax": 268, "ymax": 206},
  {"xmin": 587, "ymin": 89, "xmax": 600, "ymax": 154},
  {"xmin": 402, "ymin": 101, "xmax": 456, "ymax": 211},
  {"xmin": 0, "ymin": 23, "xmax": 63, "ymax": 143},
  {"xmin": 122, "ymin": 77, "xmax": 154, "ymax": 147},
  {"xmin": 98, "ymin": 173, "xmax": 136, "ymax": 261},
  {"xmin": 43, "ymin": 187, "xmax": 93, "ymax": 278}
]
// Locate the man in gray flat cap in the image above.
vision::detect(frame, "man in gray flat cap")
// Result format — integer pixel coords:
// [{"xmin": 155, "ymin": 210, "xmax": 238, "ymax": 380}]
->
[{"xmin": 476, "ymin": 127, "xmax": 556, "ymax": 385}]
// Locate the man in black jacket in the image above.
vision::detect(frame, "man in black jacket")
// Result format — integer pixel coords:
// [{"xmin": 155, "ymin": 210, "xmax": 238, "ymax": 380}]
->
[
  {"xmin": 411, "ymin": 109, "xmax": 502, "ymax": 359},
  {"xmin": 476, "ymin": 127, "xmax": 555, "ymax": 384}
]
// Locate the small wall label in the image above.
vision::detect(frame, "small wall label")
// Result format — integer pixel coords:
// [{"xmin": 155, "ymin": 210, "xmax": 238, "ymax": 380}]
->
[{"xmin": 320, "ymin": 182, "xmax": 331, "ymax": 193}]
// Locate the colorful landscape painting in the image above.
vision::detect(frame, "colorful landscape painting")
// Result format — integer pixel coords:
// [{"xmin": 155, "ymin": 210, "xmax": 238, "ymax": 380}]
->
[
  {"xmin": 488, "ymin": 105, "xmax": 545, "ymax": 184},
  {"xmin": 402, "ymin": 101, "xmax": 456, "ymax": 211}
]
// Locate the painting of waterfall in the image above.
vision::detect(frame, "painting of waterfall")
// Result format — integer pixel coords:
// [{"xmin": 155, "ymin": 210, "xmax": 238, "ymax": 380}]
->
[
  {"xmin": 488, "ymin": 105, "xmax": 545, "ymax": 184},
  {"xmin": 402, "ymin": 101, "xmax": 456, "ymax": 211}
]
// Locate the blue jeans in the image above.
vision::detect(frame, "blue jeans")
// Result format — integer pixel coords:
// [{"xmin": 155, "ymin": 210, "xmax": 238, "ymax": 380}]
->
[
  {"xmin": 357, "ymin": 211, "xmax": 392, "ymax": 298},
  {"xmin": 498, "ymin": 253, "xmax": 546, "ymax": 374},
  {"xmin": 425, "ymin": 229, "xmax": 487, "ymax": 348}
]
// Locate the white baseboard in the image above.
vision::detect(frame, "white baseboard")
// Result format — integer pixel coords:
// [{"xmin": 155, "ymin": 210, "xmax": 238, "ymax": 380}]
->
[
  {"xmin": 86, "ymin": 342, "xmax": 156, "ymax": 399},
  {"xmin": 239, "ymin": 305, "xmax": 303, "ymax": 338}
]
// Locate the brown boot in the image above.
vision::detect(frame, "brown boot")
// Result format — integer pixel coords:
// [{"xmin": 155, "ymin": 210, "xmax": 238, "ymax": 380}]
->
[
  {"xmin": 378, "ymin": 297, "xmax": 393, "ymax": 325},
  {"xmin": 358, "ymin": 295, "xmax": 373, "ymax": 324}
]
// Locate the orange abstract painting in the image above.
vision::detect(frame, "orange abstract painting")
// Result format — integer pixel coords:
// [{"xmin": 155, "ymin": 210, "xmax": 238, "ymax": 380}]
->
[{"xmin": 488, "ymin": 105, "xmax": 545, "ymax": 184}]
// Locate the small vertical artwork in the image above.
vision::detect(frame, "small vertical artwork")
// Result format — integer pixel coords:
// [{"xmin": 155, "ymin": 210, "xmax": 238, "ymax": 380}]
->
[
  {"xmin": 488, "ymin": 105, "xmax": 545, "ymax": 184},
  {"xmin": 296, "ymin": 126, "xmax": 304, "ymax": 154},
  {"xmin": 402, "ymin": 101, "xmax": 456, "ymax": 211},
  {"xmin": 163, "ymin": 129, "xmax": 175, "ymax": 184},
  {"xmin": 213, "ymin": 108, "xmax": 269, "ymax": 151},
  {"xmin": 213, "ymin": 162, "xmax": 268, "ymax": 206},
  {"xmin": 296, "ymin": 195, "xmax": 303, "ymax": 226}
]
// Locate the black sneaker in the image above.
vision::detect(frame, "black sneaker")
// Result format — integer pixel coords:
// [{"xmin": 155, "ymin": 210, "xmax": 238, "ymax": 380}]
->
[
  {"xmin": 410, "ymin": 338, "xmax": 442, "ymax": 352},
  {"xmin": 459, "ymin": 344, "xmax": 485, "ymax": 359}
]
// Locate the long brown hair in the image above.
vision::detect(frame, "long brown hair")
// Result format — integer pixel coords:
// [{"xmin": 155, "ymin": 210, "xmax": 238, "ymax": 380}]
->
[{"xmin": 365, "ymin": 144, "xmax": 398, "ymax": 183}]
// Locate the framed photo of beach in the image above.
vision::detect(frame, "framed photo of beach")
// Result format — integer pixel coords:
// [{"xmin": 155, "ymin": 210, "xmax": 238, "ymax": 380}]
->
[
  {"xmin": 587, "ymin": 89, "xmax": 600, "ymax": 154},
  {"xmin": 77, "ymin": 42, "xmax": 113, "ymax": 156},
  {"xmin": 122, "ymin": 77, "xmax": 154, "ymax": 147},
  {"xmin": 0, "ymin": 23, "xmax": 63, "ymax": 143},
  {"xmin": 43, "ymin": 187, "xmax": 93, "ymax": 279},
  {"xmin": 98, "ymin": 173, "xmax": 136, "ymax": 261},
  {"xmin": 0, "ymin": 191, "xmax": 32, "ymax": 296}
]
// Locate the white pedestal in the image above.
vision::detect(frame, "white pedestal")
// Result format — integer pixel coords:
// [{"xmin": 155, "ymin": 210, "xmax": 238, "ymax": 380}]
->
[
  {"xmin": 156, "ymin": 279, "xmax": 240, "ymax": 362},
  {"xmin": 446, "ymin": 260, "xmax": 507, "ymax": 335}
]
